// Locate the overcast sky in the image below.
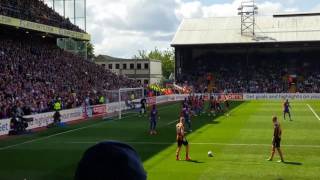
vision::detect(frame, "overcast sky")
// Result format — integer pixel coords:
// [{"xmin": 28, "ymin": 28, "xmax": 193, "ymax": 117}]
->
[{"xmin": 75, "ymin": 0, "xmax": 320, "ymax": 58}]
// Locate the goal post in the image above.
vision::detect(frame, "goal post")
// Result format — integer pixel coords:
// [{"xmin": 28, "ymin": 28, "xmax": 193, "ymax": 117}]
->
[{"xmin": 106, "ymin": 87, "xmax": 145, "ymax": 119}]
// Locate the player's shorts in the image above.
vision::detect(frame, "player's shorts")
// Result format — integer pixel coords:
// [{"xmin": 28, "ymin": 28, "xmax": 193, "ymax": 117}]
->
[
  {"xmin": 284, "ymin": 109, "xmax": 290, "ymax": 113},
  {"xmin": 141, "ymin": 107, "xmax": 145, "ymax": 114},
  {"xmin": 177, "ymin": 138, "xmax": 188, "ymax": 147},
  {"xmin": 272, "ymin": 138, "xmax": 281, "ymax": 148},
  {"xmin": 184, "ymin": 117, "xmax": 190, "ymax": 122}
]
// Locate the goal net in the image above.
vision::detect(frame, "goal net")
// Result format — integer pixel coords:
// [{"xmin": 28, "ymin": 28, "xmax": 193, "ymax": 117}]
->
[{"xmin": 106, "ymin": 87, "xmax": 145, "ymax": 119}]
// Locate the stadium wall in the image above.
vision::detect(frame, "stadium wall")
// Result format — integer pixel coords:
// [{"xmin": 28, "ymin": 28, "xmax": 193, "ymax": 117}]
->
[{"xmin": 1, "ymin": 93, "xmax": 320, "ymax": 136}]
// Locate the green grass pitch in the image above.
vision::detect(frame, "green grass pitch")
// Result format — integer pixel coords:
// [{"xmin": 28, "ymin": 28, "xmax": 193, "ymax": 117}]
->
[{"xmin": 0, "ymin": 100, "xmax": 320, "ymax": 180}]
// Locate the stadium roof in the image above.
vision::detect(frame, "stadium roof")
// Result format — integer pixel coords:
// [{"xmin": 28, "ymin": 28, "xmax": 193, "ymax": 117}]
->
[
  {"xmin": 171, "ymin": 14, "xmax": 320, "ymax": 46},
  {"xmin": 0, "ymin": 15, "xmax": 90, "ymax": 41},
  {"xmin": 95, "ymin": 55, "xmax": 160, "ymax": 62}
]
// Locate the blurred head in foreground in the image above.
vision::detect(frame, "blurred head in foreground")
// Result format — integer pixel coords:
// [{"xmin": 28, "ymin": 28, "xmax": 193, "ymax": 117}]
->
[{"xmin": 75, "ymin": 141, "xmax": 146, "ymax": 180}]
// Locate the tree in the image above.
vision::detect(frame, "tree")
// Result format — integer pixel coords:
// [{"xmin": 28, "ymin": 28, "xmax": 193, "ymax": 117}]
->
[
  {"xmin": 133, "ymin": 50, "xmax": 148, "ymax": 59},
  {"xmin": 87, "ymin": 42, "xmax": 95, "ymax": 59},
  {"xmin": 133, "ymin": 48, "xmax": 175, "ymax": 80}
]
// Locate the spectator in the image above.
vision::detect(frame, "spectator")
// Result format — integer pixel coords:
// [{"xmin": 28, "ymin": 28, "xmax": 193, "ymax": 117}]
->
[
  {"xmin": 177, "ymin": 58, "xmax": 320, "ymax": 94},
  {"xmin": 0, "ymin": 0, "xmax": 85, "ymax": 33},
  {"xmin": 0, "ymin": 34, "xmax": 139, "ymax": 118}
]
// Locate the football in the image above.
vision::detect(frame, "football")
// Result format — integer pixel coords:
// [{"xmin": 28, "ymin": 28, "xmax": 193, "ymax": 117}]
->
[{"xmin": 208, "ymin": 151, "xmax": 213, "ymax": 157}]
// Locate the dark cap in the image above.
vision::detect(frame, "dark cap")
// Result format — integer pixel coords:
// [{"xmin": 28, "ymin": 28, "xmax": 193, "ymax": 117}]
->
[{"xmin": 75, "ymin": 141, "xmax": 146, "ymax": 180}]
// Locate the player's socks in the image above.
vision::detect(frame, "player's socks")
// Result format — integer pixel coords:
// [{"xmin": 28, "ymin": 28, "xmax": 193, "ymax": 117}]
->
[{"xmin": 185, "ymin": 151, "xmax": 190, "ymax": 161}]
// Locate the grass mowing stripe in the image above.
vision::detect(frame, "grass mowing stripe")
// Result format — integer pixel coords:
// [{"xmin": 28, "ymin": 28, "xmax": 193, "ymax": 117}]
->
[
  {"xmin": 307, "ymin": 104, "xmax": 320, "ymax": 121},
  {"xmin": 66, "ymin": 141, "xmax": 320, "ymax": 148},
  {"xmin": 0, "ymin": 103, "xmax": 179, "ymax": 150}
]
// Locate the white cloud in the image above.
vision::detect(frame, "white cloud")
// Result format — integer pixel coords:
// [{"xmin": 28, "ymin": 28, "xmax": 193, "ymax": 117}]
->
[
  {"xmin": 202, "ymin": 0, "xmax": 242, "ymax": 17},
  {"xmin": 175, "ymin": 1, "xmax": 203, "ymax": 19},
  {"xmin": 312, "ymin": 3, "xmax": 320, "ymax": 11},
  {"xmin": 258, "ymin": 1, "xmax": 283, "ymax": 15},
  {"xmin": 86, "ymin": 0, "xmax": 179, "ymax": 58},
  {"xmin": 283, "ymin": 8, "xmax": 299, "ymax": 13},
  {"xmin": 83, "ymin": 0, "xmax": 302, "ymax": 58}
]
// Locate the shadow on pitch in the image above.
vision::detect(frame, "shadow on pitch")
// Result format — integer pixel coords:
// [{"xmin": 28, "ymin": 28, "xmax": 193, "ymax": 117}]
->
[
  {"xmin": 191, "ymin": 101, "xmax": 244, "ymax": 128},
  {"xmin": 185, "ymin": 160, "xmax": 204, "ymax": 163},
  {"xmin": 284, "ymin": 161, "xmax": 303, "ymax": 166}
]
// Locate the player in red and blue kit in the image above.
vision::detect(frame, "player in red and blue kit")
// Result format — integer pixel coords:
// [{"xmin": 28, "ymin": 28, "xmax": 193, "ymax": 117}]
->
[
  {"xmin": 183, "ymin": 106, "xmax": 192, "ymax": 132},
  {"xmin": 224, "ymin": 99, "xmax": 230, "ymax": 116},
  {"xmin": 149, "ymin": 104, "xmax": 158, "ymax": 135},
  {"xmin": 283, "ymin": 99, "xmax": 292, "ymax": 121},
  {"xmin": 182, "ymin": 97, "xmax": 188, "ymax": 108},
  {"xmin": 208, "ymin": 96, "xmax": 216, "ymax": 116}
]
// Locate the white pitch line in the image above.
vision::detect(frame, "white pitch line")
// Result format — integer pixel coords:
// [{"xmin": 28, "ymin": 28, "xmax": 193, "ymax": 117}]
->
[
  {"xmin": 67, "ymin": 141, "xmax": 320, "ymax": 148},
  {"xmin": 0, "ymin": 103, "xmax": 179, "ymax": 150},
  {"xmin": 0, "ymin": 114, "xmax": 140, "ymax": 151},
  {"xmin": 0, "ymin": 121, "xmax": 108, "ymax": 151},
  {"xmin": 167, "ymin": 119, "xmax": 179, "ymax": 125},
  {"xmin": 307, "ymin": 104, "xmax": 320, "ymax": 121}
]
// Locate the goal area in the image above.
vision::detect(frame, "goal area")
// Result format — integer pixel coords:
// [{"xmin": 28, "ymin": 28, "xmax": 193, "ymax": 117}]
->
[{"xmin": 106, "ymin": 87, "xmax": 145, "ymax": 119}]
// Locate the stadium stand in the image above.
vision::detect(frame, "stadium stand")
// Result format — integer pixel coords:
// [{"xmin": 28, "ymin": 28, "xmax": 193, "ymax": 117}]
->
[
  {"xmin": 172, "ymin": 16, "xmax": 320, "ymax": 94},
  {"xmin": 0, "ymin": 0, "xmax": 84, "ymax": 32},
  {"xmin": 179, "ymin": 59, "xmax": 320, "ymax": 94},
  {"xmin": 0, "ymin": 32, "xmax": 139, "ymax": 119},
  {"xmin": 0, "ymin": 0, "xmax": 141, "ymax": 119}
]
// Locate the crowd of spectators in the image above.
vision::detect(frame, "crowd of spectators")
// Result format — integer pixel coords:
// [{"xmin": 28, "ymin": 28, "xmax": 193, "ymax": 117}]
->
[
  {"xmin": 0, "ymin": 0, "xmax": 85, "ymax": 33},
  {"xmin": 296, "ymin": 72, "xmax": 320, "ymax": 93},
  {"xmin": 178, "ymin": 58, "xmax": 320, "ymax": 94},
  {"xmin": 0, "ymin": 35, "xmax": 139, "ymax": 119}
]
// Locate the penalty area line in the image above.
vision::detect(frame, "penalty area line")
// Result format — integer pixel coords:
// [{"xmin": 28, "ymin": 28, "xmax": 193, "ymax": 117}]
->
[
  {"xmin": 167, "ymin": 119, "xmax": 179, "ymax": 125},
  {"xmin": 307, "ymin": 104, "xmax": 320, "ymax": 121}
]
